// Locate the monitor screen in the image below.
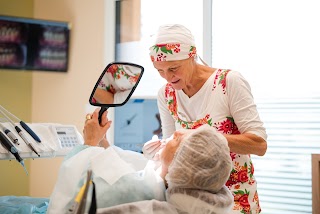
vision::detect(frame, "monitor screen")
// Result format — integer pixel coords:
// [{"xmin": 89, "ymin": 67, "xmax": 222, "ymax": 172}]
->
[
  {"xmin": 0, "ymin": 15, "xmax": 70, "ymax": 72},
  {"xmin": 114, "ymin": 98, "xmax": 162, "ymax": 153}
]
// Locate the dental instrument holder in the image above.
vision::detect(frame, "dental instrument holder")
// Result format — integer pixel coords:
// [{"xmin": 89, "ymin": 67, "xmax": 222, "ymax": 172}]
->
[
  {"xmin": 0, "ymin": 105, "xmax": 41, "ymax": 143},
  {"xmin": 0, "ymin": 106, "xmax": 40, "ymax": 157},
  {"xmin": 0, "ymin": 108, "xmax": 84, "ymax": 162},
  {"xmin": 0, "ymin": 122, "xmax": 83, "ymax": 161}
]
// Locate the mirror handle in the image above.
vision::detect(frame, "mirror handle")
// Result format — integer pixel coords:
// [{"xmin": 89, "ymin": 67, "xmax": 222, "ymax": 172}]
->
[{"xmin": 98, "ymin": 106, "xmax": 109, "ymax": 124}]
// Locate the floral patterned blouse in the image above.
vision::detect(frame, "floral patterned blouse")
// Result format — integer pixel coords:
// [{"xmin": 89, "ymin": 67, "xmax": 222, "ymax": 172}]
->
[{"xmin": 157, "ymin": 69, "xmax": 267, "ymax": 214}]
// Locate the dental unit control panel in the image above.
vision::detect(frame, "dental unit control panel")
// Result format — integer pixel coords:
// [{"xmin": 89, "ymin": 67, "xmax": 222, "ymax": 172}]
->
[{"xmin": 53, "ymin": 125, "xmax": 82, "ymax": 149}]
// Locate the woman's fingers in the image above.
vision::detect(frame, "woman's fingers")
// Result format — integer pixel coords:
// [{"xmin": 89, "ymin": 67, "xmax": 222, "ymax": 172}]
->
[
  {"xmin": 102, "ymin": 120, "xmax": 112, "ymax": 133},
  {"xmin": 143, "ymin": 140, "xmax": 162, "ymax": 159},
  {"xmin": 145, "ymin": 140, "xmax": 161, "ymax": 150},
  {"xmin": 100, "ymin": 110, "xmax": 109, "ymax": 126},
  {"xmin": 91, "ymin": 108, "xmax": 101, "ymax": 121},
  {"xmin": 142, "ymin": 139, "xmax": 161, "ymax": 159}
]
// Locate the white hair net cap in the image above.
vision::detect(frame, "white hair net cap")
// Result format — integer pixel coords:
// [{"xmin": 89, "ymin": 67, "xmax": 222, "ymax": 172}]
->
[{"xmin": 165, "ymin": 125, "xmax": 232, "ymax": 193}]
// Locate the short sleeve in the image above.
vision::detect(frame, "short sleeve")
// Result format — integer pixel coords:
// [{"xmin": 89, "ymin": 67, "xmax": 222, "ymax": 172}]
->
[{"xmin": 226, "ymin": 71, "xmax": 267, "ymax": 141}]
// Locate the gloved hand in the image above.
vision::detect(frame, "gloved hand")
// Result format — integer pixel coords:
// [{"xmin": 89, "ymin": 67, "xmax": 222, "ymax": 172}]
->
[{"xmin": 142, "ymin": 135, "xmax": 164, "ymax": 160}]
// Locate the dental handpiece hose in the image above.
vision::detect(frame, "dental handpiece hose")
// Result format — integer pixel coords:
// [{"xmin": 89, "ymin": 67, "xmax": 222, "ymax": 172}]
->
[{"xmin": 0, "ymin": 131, "xmax": 28, "ymax": 175}]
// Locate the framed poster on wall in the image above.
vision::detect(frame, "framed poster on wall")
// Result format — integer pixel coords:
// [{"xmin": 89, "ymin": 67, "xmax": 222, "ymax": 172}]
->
[{"xmin": 0, "ymin": 15, "xmax": 71, "ymax": 72}]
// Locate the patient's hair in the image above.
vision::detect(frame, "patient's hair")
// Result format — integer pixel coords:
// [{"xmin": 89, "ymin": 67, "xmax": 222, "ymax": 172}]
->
[{"xmin": 165, "ymin": 124, "xmax": 232, "ymax": 193}]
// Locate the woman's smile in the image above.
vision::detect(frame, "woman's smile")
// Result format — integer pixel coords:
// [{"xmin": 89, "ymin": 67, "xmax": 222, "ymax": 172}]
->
[{"xmin": 171, "ymin": 79, "xmax": 180, "ymax": 84}]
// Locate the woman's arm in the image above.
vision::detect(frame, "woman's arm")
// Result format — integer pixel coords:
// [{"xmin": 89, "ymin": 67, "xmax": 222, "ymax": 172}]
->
[
  {"xmin": 224, "ymin": 133, "xmax": 267, "ymax": 156},
  {"xmin": 93, "ymin": 88, "xmax": 114, "ymax": 104}
]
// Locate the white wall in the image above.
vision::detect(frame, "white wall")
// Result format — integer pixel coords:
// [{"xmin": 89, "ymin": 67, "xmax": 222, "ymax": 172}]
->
[{"xmin": 211, "ymin": 0, "xmax": 320, "ymax": 99}]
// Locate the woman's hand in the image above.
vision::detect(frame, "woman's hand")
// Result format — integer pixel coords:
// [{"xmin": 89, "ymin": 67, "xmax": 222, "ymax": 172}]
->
[
  {"xmin": 142, "ymin": 135, "xmax": 164, "ymax": 160},
  {"xmin": 83, "ymin": 108, "xmax": 112, "ymax": 146}
]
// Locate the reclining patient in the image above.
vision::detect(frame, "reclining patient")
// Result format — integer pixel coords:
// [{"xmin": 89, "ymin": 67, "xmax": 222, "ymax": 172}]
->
[{"xmin": 47, "ymin": 108, "xmax": 233, "ymax": 214}]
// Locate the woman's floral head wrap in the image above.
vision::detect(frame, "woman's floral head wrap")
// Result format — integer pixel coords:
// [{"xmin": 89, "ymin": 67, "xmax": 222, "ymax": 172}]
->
[{"xmin": 149, "ymin": 24, "xmax": 197, "ymax": 62}]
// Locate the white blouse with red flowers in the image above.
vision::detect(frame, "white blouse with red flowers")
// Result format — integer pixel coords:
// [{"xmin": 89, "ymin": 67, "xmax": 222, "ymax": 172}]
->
[{"xmin": 157, "ymin": 69, "xmax": 267, "ymax": 214}]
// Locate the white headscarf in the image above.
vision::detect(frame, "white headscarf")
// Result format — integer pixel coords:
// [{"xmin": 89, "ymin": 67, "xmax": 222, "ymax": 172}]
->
[{"xmin": 149, "ymin": 24, "xmax": 197, "ymax": 62}]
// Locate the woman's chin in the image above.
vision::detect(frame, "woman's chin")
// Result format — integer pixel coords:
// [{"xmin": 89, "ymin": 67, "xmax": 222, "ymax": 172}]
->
[{"xmin": 171, "ymin": 82, "xmax": 183, "ymax": 90}]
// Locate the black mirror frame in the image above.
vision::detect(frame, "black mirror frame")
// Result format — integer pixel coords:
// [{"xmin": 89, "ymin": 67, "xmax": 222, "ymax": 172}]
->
[{"xmin": 88, "ymin": 62, "xmax": 144, "ymax": 123}]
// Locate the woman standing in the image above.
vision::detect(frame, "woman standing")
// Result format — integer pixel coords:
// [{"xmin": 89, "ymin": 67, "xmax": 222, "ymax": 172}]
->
[{"xmin": 142, "ymin": 24, "xmax": 267, "ymax": 214}]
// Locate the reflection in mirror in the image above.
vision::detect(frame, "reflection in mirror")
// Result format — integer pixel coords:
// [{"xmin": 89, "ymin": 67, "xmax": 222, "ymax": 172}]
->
[
  {"xmin": 90, "ymin": 63, "xmax": 143, "ymax": 105},
  {"xmin": 89, "ymin": 62, "xmax": 144, "ymax": 123}
]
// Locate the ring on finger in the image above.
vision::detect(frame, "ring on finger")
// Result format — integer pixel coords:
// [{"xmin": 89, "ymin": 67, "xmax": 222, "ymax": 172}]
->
[{"xmin": 85, "ymin": 114, "xmax": 92, "ymax": 121}]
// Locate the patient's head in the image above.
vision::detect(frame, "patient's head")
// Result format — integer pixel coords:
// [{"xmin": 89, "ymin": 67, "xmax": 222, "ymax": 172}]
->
[{"xmin": 160, "ymin": 125, "xmax": 231, "ymax": 193}]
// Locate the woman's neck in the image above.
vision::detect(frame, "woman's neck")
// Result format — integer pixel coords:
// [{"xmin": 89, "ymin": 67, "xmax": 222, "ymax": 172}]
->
[{"xmin": 183, "ymin": 64, "xmax": 216, "ymax": 97}]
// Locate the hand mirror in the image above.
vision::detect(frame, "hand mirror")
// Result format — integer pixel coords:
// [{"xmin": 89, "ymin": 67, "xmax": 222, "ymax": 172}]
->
[{"xmin": 89, "ymin": 62, "xmax": 144, "ymax": 122}]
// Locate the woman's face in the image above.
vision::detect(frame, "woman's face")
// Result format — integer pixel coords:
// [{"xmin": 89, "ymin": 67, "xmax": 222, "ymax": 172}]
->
[
  {"xmin": 153, "ymin": 58, "xmax": 194, "ymax": 90},
  {"xmin": 159, "ymin": 129, "xmax": 190, "ymax": 170}
]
